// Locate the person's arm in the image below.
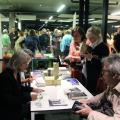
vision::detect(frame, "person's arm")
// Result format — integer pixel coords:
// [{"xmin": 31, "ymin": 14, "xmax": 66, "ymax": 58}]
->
[
  {"xmin": 76, "ymin": 104, "xmax": 118, "ymax": 120},
  {"xmin": 80, "ymin": 90, "xmax": 107, "ymax": 105},
  {"xmin": 21, "ymin": 76, "xmax": 34, "ymax": 84},
  {"xmin": 60, "ymin": 37, "xmax": 66, "ymax": 52},
  {"xmin": 87, "ymin": 110, "xmax": 119, "ymax": 120},
  {"xmin": 0, "ymin": 78, "xmax": 31, "ymax": 106},
  {"xmin": 65, "ymin": 42, "xmax": 80, "ymax": 62},
  {"xmin": 21, "ymin": 85, "xmax": 33, "ymax": 93},
  {"xmin": 76, "ymin": 99, "xmax": 120, "ymax": 120}
]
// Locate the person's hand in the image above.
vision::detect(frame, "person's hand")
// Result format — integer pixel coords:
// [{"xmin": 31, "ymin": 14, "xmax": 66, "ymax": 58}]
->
[
  {"xmin": 26, "ymin": 76, "xmax": 36, "ymax": 82},
  {"xmin": 69, "ymin": 57, "xmax": 75, "ymax": 62},
  {"xmin": 82, "ymin": 53, "xmax": 92, "ymax": 61},
  {"xmin": 65, "ymin": 55, "xmax": 74, "ymax": 62},
  {"xmin": 65, "ymin": 55, "xmax": 71, "ymax": 60},
  {"xmin": 31, "ymin": 93, "xmax": 38, "ymax": 101},
  {"xmin": 75, "ymin": 104, "xmax": 93, "ymax": 117},
  {"xmin": 32, "ymin": 88, "xmax": 45, "ymax": 93}
]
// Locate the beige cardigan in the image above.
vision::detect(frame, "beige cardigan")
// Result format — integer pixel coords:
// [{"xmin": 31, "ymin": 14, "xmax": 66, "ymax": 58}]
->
[{"xmin": 87, "ymin": 82, "xmax": 120, "ymax": 120}]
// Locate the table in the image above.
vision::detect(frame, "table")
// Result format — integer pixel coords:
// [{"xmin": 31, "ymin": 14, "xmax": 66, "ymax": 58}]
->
[{"xmin": 31, "ymin": 68, "xmax": 93, "ymax": 120}]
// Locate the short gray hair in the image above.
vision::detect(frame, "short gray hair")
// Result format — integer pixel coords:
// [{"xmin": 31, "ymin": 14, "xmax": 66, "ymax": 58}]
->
[
  {"xmin": 7, "ymin": 50, "xmax": 31, "ymax": 71},
  {"xmin": 102, "ymin": 54, "xmax": 120, "ymax": 75},
  {"xmin": 86, "ymin": 26, "xmax": 102, "ymax": 40},
  {"xmin": 3, "ymin": 29, "xmax": 8, "ymax": 33}
]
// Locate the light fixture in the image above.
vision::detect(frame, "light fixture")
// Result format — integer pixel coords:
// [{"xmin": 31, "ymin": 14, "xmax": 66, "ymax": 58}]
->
[
  {"xmin": 49, "ymin": 16, "xmax": 53, "ymax": 20},
  {"xmin": 109, "ymin": 1, "xmax": 118, "ymax": 5},
  {"xmin": 39, "ymin": 3, "xmax": 43, "ymax": 7},
  {"xmin": 39, "ymin": 4, "xmax": 42, "ymax": 7},
  {"xmin": 88, "ymin": 19, "xmax": 95, "ymax": 21},
  {"xmin": 57, "ymin": 4, "xmax": 66, "ymax": 12},
  {"xmin": 45, "ymin": 21, "xmax": 48, "ymax": 24},
  {"xmin": 111, "ymin": 11, "xmax": 120, "ymax": 16}
]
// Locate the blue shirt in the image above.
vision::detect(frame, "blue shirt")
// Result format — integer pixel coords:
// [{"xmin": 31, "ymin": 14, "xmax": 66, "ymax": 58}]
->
[{"xmin": 60, "ymin": 34, "xmax": 73, "ymax": 52}]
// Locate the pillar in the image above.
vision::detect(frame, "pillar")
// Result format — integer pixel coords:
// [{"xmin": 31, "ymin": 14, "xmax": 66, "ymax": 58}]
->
[
  {"xmin": 9, "ymin": 12, "xmax": 15, "ymax": 32},
  {"xmin": 79, "ymin": 0, "xmax": 84, "ymax": 28},
  {"xmin": 0, "ymin": 14, "xmax": 2, "ymax": 72},
  {"xmin": 102, "ymin": 0, "xmax": 109, "ymax": 43},
  {"xmin": 18, "ymin": 20, "xmax": 22, "ymax": 30}
]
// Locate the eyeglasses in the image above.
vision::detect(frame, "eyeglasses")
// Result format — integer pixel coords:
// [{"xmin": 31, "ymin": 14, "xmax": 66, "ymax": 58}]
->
[{"xmin": 102, "ymin": 69, "xmax": 117, "ymax": 77}]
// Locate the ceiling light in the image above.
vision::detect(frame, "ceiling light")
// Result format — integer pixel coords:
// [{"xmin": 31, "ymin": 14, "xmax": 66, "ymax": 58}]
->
[
  {"xmin": 111, "ymin": 11, "xmax": 120, "ymax": 16},
  {"xmin": 57, "ymin": 4, "xmax": 66, "ymax": 12},
  {"xmin": 39, "ymin": 4, "xmax": 42, "ymax": 7},
  {"xmin": 14, "ymin": 20, "xmax": 18, "ymax": 23},
  {"xmin": 109, "ymin": 1, "xmax": 118, "ymax": 5},
  {"xmin": 45, "ymin": 21, "xmax": 48, "ymax": 24},
  {"xmin": 49, "ymin": 16, "xmax": 53, "ymax": 20}
]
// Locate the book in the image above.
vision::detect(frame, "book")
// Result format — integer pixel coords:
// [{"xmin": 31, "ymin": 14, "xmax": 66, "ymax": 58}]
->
[
  {"xmin": 49, "ymin": 99, "xmax": 68, "ymax": 106},
  {"xmin": 66, "ymin": 87, "xmax": 87, "ymax": 100},
  {"xmin": 67, "ymin": 92, "xmax": 87, "ymax": 100},
  {"xmin": 66, "ymin": 78, "xmax": 79, "ymax": 85}
]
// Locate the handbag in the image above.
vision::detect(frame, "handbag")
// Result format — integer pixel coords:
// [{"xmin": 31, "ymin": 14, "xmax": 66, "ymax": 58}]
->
[{"xmin": 89, "ymin": 98, "xmax": 114, "ymax": 116}]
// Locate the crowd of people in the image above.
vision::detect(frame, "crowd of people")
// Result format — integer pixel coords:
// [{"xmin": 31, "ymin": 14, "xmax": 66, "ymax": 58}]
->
[{"xmin": 0, "ymin": 26, "xmax": 120, "ymax": 120}]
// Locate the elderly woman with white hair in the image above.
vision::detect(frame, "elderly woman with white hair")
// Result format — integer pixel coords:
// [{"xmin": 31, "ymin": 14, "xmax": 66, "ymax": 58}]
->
[
  {"xmin": 82, "ymin": 26, "xmax": 109, "ymax": 94},
  {"xmin": 75, "ymin": 54, "xmax": 120, "ymax": 120},
  {"xmin": 0, "ymin": 50, "xmax": 43, "ymax": 120}
]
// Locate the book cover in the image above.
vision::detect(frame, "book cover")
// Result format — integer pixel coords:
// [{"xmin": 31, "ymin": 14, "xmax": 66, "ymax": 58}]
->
[{"xmin": 49, "ymin": 99, "xmax": 68, "ymax": 106}]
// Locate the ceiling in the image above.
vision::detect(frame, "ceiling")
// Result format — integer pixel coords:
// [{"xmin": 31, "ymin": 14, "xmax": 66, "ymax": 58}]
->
[
  {"xmin": 0, "ymin": 0, "xmax": 79, "ymax": 22},
  {"xmin": 0, "ymin": 0, "xmax": 120, "ymax": 29}
]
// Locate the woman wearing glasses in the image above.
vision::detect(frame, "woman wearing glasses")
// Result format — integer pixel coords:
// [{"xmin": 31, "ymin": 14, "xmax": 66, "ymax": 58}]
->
[{"xmin": 75, "ymin": 54, "xmax": 120, "ymax": 120}]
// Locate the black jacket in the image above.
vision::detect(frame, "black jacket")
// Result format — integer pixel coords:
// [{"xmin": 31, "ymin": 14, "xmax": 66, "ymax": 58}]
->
[
  {"xmin": 0, "ymin": 68, "xmax": 32, "ymax": 120},
  {"xmin": 86, "ymin": 42, "xmax": 109, "ymax": 94}
]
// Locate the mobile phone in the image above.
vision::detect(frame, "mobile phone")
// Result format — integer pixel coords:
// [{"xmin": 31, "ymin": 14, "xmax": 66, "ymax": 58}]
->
[{"xmin": 72, "ymin": 101, "xmax": 84, "ymax": 111}]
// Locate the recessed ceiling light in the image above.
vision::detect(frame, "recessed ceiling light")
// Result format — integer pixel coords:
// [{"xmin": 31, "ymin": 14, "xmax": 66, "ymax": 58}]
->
[
  {"xmin": 57, "ymin": 4, "xmax": 66, "ymax": 12},
  {"xmin": 14, "ymin": 20, "xmax": 18, "ymax": 23},
  {"xmin": 45, "ymin": 21, "xmax": 48, "ymax": 24},
  {"xmin": 39, "ymin": 4, "xmax": 42, "ymax": 7},
  {"xmin": 111, "ymin": 11, "xmax": 120, "ymax": 16},
  {"xmin": 49, "ymin": 16, "xmax": 53, "ymax": 20}
]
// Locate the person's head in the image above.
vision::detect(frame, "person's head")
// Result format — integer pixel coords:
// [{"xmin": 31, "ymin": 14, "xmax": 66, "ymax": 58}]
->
[
  {"xmin": 29, "ymin": 29, "xmax": 36, "ymax": 36},
  {"xmin": 86, "ymin": 26, "xmax": 102, "ymax": 43},
  {"xmin": 102, "ymin": 54, "xmax": 120, "ymax": 88},
  {"xmin": 11, "ymin": 27, "xmax": 16, "ymax": 33},
  {"xmin": 7, "ymin": 50, "xmax": 32, "ymax": 72},
  {"xmin": 41, "ymin": 28, "xmax": 47, "ymax": 35},
  {"xmin": 18, "ymin": 31, "xmax": 24, "ymax": 37},
  {"xmin": 117, "ymin": 27, "xmax": 120, "ymax": 33},
  {"xmin": 66, "ymin": 29, "xmax": 72, "ymax": 34},
  {"xmin": 3, "ymin": 29, "xmax": 8, "ymax": 34},
  {"xmin": 72, "ymin": 27, "xmax": 86, "ymax": 44}
]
